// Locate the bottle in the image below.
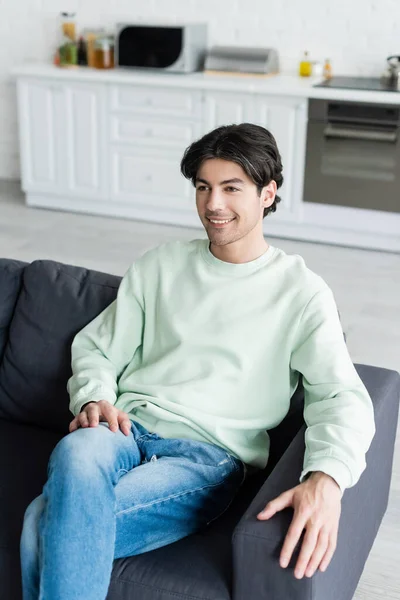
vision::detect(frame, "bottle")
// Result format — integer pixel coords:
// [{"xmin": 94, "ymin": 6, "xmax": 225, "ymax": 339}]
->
[
  {"xmin": 323, "ymin": 58, "xmax": 332, "ymax": 80},
  {"xmin": 77, "ymin": 36, "xmax": 87, "ymax": 66},
  {"xmin": 299, "ymin": 51, "xmax": 312, "ymax": 77},
  {"xmin": 56, "ymin": 12, "xmax": 77, "ymax": 67},
  {"xmin": 60, "ymin": 12, "xmax": 76, "ymax": 42}
]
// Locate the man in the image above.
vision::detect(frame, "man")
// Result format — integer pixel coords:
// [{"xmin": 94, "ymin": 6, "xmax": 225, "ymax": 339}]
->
[{"xmin": 20, "ymin": 123, "xmax": 375, "ymax": 600}]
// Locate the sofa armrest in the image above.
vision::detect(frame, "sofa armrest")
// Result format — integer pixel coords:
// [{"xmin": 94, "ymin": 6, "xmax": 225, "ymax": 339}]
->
[{"xmin": 232, "ymin": 365, "xmax": 400, "ymax": 600}]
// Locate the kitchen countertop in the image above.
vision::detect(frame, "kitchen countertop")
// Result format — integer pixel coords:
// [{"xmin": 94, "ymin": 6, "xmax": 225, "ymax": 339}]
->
[{"xmin": 11, "ymin": 63, "xmax": 400, "ymax": 105}]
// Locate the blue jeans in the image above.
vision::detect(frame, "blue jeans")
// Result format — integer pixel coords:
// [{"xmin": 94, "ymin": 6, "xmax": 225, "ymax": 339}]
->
[{"xmin": 20, "ymin": 420, "xmax": 246, "ymax": 600}]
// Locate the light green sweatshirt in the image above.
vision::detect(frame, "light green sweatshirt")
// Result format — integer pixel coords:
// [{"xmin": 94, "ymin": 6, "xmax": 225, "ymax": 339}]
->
[{"xmin": 67, "ymin": 239, "xmax": 375, "ymax": 494}]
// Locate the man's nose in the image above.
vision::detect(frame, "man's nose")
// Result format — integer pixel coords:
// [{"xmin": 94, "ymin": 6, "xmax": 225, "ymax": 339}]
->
[{"xmin": 206, "ymin": 190, "xmax": 225, "ymax": 211}]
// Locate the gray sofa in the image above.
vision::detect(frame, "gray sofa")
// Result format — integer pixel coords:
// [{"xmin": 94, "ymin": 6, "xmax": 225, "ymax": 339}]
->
[{"xmin": 0, "ymin": 257, "xmax": 399, "ymax": 600}]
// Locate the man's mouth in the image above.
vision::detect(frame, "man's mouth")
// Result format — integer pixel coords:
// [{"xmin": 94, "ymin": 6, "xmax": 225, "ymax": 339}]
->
[{"xmin": 207, "ymin": 217, "xmax": 236, "ymax": 227}]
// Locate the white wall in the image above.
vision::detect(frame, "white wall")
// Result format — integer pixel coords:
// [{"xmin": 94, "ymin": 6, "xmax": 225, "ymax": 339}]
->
[{"xmin": 1, "ymin": 0, "xmax": 399, "ymax": 179}]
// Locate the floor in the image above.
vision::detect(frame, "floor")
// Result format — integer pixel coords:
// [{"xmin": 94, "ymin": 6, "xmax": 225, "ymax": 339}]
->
[{"xmin": 1, "ymin": 179, "xmax": 399, "ymax": 599}]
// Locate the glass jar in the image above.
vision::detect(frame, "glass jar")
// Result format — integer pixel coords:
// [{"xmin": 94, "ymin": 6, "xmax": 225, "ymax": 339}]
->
[
  {"xmin": 93, "ymin": 36, "xmax": 115, "ymax": 69},
  {"xmin": 59, "ymin": 40, "xmax": 78, "ymax": 66},
  {"xmin": 60, "ymin": 12, "xmax": 76, "ymax": 42},
  {"xmin": 83, "ymin": 28, "xmax": 105, "ymax": 68},
  {"xmin": 323, "ymin": 58, "xmax": 333, "ymax": 80}
]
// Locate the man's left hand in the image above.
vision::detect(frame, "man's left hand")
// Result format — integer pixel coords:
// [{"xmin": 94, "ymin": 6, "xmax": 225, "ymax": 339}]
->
[{"xmin": 256, "ymin": 471, "xmax": 342, "ymax": 579}]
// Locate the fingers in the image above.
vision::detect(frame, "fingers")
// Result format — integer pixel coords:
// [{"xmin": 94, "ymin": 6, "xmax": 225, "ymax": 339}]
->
[
  {"xmin": 69, "ymin": 402, "xmax": 99, "ymax": 433},
  {"xmin": 117, "ymin": 411, "xmax": 132, "ymax": 436},
  {"xmin": 100, "ymin": 402, "xmax": 119, "ymax": 432},
  {"xmin": 69, "ymin": 401, "xmax": 132, "ymax": 436},
  {"xmin": 292, "ymin": 523, "xmax": 321, "ymax": 579},
  {"xmin": 304, "ymin": 529, "xmax": 330, "ymax": 578},
  {"xmin": 319, "ymin": 534, "xmax": 337, "ymax": 573},
  {"xmin": 69, "ymin": 416, "xmax": 79, "ymax": 432},
  {"xmin": 279, "ymin": 510, "xmax": 307, "ymax": 569},
  {"xmin": 257, "ymin": 490, "xmax": 293, "ymax": 520},
  {"xmin": 86, "ymin": 403, "xmax": 100, "ymax": 428},
  {"xmin": 98, "ymin": 401, "xmax": 131, "ymax": 435},
  {"xmin": 283, "ymin": 520, "xmax": 337, "ymax": 578},
  {"xmin": 266, "ymin": 476, "xmax": 341, "ymax": 579},
  {"xmin": 78, "ymin": 410, "xmax": 89, "ymax": 428}
]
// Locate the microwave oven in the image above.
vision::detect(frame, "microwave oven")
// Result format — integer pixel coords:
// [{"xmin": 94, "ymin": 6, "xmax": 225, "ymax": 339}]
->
[{"xmin": 115, "ymin": 22, "xmax": 208, "ymax": 73}]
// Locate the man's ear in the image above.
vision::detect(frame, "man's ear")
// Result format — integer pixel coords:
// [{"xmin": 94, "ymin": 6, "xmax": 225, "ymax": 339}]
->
[{"xmin": 262, "ymin": 180, "xmax": 277, "ymax": 209}]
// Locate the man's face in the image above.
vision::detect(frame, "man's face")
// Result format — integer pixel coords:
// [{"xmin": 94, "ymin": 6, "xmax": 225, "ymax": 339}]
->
[{"xmin": 195, "ymin": 158, "xmax": 274, "ymax": 247}]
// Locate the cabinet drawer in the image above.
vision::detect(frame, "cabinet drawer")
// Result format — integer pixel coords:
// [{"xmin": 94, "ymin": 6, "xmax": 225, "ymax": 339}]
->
[
  {"xmin": 111, "ymin": 147, "xmax": 193, "ymax": 207},
  {"xmin": 111, "ymin": 116, "xmax": 200, "ymax": 148},
  {"xmin": 110, "ymin": 85, "xmax": 202, "ymax": 119}
]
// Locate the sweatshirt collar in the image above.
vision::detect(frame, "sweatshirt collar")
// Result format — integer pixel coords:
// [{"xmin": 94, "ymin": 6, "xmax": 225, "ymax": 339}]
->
[{"xmin": 199, "ymin": 238, "xmax": 277, "ymax": 276}]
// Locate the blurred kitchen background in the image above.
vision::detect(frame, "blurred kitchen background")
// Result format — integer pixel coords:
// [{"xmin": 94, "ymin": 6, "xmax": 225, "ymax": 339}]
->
[{"xmin": 1, "ymin": 0, "xmax": 400, "ymax": 178}]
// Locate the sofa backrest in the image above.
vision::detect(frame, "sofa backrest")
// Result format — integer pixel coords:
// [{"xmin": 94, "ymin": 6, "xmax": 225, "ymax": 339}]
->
[
  {"xmin": 0, "ymin": 259, "xmax": 27, "ymax": 364},
  {"xmin": 0, "ymin": 259, "xmax": 121, "ymax": 433}
]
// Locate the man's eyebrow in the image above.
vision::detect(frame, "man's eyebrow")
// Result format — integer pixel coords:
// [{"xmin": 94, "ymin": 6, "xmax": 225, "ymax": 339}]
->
[{"xmin": 195, "ymin": 177, "xmax": 245, "ymax": 185}]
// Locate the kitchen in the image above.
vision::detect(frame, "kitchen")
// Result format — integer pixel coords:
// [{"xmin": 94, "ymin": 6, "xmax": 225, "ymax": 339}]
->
[{"xmin": 7, "ymin": 6, "xmax": 400, "ymax": 253}]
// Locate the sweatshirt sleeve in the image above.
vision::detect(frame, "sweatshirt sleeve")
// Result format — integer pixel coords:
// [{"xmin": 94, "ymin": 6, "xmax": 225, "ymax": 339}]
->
[
  {"xmin": 290, "ymin": 285, "xmax": 376, "ymax": 496},
  {"xmin": 67, "ymin": 263, "xmax": 145, "ymax": 416}
]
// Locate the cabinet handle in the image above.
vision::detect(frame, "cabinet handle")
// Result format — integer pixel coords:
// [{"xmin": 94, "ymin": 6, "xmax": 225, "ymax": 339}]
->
[{"xmin": 324, "ymin": 124, "xmax": 397, "ymax": 143}]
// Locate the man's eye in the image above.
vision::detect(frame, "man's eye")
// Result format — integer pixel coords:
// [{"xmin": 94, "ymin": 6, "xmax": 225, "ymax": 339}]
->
[
  {"xmin": 226, "ymin": 186, "xmax": 239, "ymax": 192},
  {"xmin": 197, "ymin": 185, "xmax": 208, "ymax": 191}
]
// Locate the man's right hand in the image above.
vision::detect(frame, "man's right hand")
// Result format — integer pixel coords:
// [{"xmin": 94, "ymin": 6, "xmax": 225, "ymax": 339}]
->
[{"xmin": 69, "ymin": 400, "xmax": 131, "ymax": 436}]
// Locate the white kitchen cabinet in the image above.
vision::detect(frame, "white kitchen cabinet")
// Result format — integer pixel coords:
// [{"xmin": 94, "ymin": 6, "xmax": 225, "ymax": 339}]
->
[
  {"xmin": 64, "ymin": 83, "xmax": 108, "ymax": 199},
  {"xmin": 108, "ymin": 83, "xmax": 203, "ymax": 214},
  {"xmin": 17, "ymin": 80, "xmax": 65, "ymax": 194},
  {"xmin": 110, "ymin": 115, "xmax": 200, "ymax": 149},
  {"xmin": 254, "ymin": 96, "xmax": 308, "ymax": 224},
  {"xmin": 110, "ymin": 84, "xmax": 202, "ymax": 120},
  {"xmin": 17, "ymin": 79, "xmax": 108, "ymax": 202},
  {"xmin": 203, "ymin": 92, "xmax": 255, "ymax": 130},
  {"xmin": 111, "ymin": 147, "xmax": 194, "ymax": 211}
]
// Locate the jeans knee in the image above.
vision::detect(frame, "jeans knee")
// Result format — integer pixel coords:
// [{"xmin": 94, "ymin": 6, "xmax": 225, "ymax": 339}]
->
[
  {"xmin": 21, "ymin": 495, "xmax": 45, "ymax": 554},
  {"xmin": 49, "ymin": 424, "xmax": 115, "ymax": 476}
]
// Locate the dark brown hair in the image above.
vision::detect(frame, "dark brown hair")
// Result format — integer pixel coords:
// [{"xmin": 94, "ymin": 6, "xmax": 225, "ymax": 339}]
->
[{"xmin": 180, "ymin": 123, "xmax": 284, "ymax": 218}]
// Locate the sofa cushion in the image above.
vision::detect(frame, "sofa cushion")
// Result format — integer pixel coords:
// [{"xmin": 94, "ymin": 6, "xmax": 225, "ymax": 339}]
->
[
  {"xmin": 0, "ymin": 260, "xmax": 121, "ymax": 433},
  {"xmin": 0, "ymin": 419, "xmax": 63, "ymax": 600},
  {"xmin": 0, "ymin": 419, "xmax": 63, "ymax": 550},
  {"xmin": 108, "ymin": 530, "xmax": 235, "ymax": 600},
  {"xmin": 0, "ymin": 259, "xmax": 27, "ymax": 364}
]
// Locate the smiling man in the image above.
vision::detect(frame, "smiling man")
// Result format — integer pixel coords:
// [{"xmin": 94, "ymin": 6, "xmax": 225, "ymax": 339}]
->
[{"xmin": 20, "ymin": 123, "xmax": 375, "ymax": 600}]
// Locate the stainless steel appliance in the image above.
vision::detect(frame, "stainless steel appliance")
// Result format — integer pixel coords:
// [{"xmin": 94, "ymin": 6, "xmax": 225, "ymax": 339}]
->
[
  {"xmin": 315, "ymin": 75, "xmax": 400, "ymax": 92},
  {"xmin": 204, "ymin": 46, "xmax": 279, "ymax": 75},
  {"xmin": 303, "ymin": 99, "xmax": 400, "ymax": 213},
  {"xmin": 115, "ymin": 22, "xmax": 208, "ymax": 73}
]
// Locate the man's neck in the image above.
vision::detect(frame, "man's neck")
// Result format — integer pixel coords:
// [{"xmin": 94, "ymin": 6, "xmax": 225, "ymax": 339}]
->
[{"xmin": 209, "ymin": 238, "xmax": 270, "ymax": 264}]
